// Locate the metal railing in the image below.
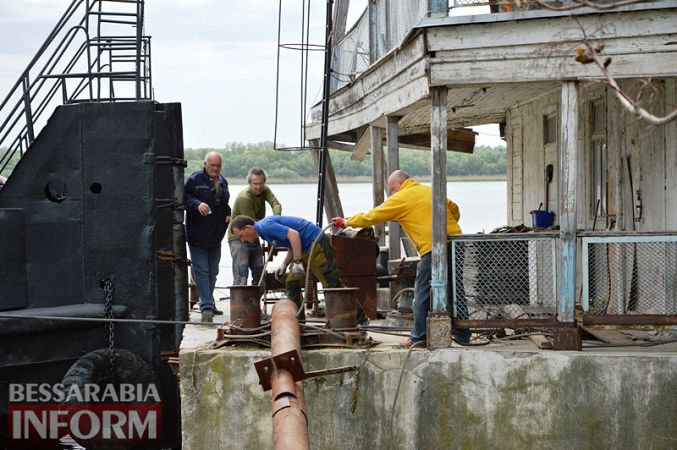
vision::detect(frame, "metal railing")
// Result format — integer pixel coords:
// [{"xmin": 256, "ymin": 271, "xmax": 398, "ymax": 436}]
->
[
  {"xmin": 582, "ymin": 233, "xmax": 677, "ymax": 325},
  {"xmin": 450, "ymin": 233, "xmax": 558, "ymax": 328},
  {"xmin": 0, "ymin": 0, "xmax": 151, "ymax": 176}
]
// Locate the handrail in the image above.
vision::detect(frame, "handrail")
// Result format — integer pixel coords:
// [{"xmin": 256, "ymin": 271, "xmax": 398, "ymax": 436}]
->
[{"xmin": 0, "ymin": 0, "xmax": 151, "ymax": 175}]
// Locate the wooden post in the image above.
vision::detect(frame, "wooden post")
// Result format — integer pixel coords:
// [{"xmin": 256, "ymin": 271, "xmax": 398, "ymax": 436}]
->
[
  {"xmin": 386, "ymin": 115, "xmax": 401, "ymax": 260},
  {"xmin": 559, "ymin": 81, "xmax": 578, "ymax": 323},
  {"xmin": 430, "ymin": 0, "xmax": 449, "ymax": 18},
  {"xmin": 370, "ymin": 126, "xmax": 386, "ymax": 246},
  {"xmin": 428, "ymin": 86, "xmax": 452, "ymax": 349},
  {"xmin": 556, "ymin": 81, "xmax": 582, "ymax": 350},
  {"xmin": 310, "ymin": 139, "xmax": 344, "ymax": 222}
]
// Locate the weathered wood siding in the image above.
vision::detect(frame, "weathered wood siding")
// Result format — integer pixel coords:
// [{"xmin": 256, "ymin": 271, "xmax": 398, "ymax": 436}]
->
[
  {"xmin": 427, "ymin": 9, "xmax": 677, "ymax": 85},
  {"xmin": 506, "ymin": 90, "xmax": 560, "ymax": 226},
  {"xmin": 507, "ymin": 77, "xmax": 677, "ymax": 232}
]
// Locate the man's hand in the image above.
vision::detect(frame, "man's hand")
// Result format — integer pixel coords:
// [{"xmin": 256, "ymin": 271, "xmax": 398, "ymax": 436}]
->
[
  {"xmin": 275, "ymin": 264, "xmax": 288, "ymax": 282},
  {"xmin": 197, "ymin": 202, "xmax": 212, "ymax": 216},
  {"xmin": 290, "ymin": 261, "xmax": 305, "ymax": 279},
  {"xmin": 331, "ymin": 217, "xmax": 347, "ymax": 229},
  {"xmin": 225, "ymin": 215, "xmax": 231, "ymax": 224}
]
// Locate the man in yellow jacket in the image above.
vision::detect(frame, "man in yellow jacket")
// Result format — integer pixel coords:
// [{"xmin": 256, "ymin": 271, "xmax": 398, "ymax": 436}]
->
[{"xmin": 332, "ymin": 169, "xmax": 470, "ymax": 345}]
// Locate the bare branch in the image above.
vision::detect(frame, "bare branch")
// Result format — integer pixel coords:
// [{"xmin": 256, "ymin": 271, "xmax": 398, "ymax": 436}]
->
[{"xmin": 578, "ymin": 41, "xmax": 677, "ymax": 125}]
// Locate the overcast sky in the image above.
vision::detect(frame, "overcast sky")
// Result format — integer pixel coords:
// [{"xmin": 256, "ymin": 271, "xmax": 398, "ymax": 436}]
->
[{"xmin": 0, "ymin": 0, "xmax": 504, "ymax": 149}]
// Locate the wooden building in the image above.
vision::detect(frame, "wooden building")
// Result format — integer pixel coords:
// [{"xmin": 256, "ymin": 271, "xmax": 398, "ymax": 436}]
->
[{"xmin": 306, "ymin": 0, "xmax": 677, "ymax": 346}]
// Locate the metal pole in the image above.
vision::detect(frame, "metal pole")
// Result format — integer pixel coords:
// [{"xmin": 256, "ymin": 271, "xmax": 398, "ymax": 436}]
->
[
  {"xmin": 270, "ymin": 299, "xmax": 309, "ymax": 450},
  {"xmin": 315, "ymin": 0, "xmax": 334, "ymax": 227}
]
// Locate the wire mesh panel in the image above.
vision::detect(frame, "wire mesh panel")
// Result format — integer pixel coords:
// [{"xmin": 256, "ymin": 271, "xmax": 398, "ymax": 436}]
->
[
  {"xmin": 451, "ymin": 235, "xmax": 557, "ymax": 321},
  {"xmin": 583, "ymin": 235, "xmax": 677, "ymax": 316},
  {"xmin": 332, "ymin": 9, "xmax": 370, "ymax": 91},
  {"xmin": 331, "ymin": 0, "xmax": 426, "ymax": 92}
]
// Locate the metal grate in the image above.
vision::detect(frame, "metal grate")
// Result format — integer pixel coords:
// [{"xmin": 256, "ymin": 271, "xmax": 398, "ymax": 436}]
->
[
  {"xmin": 451, "ymin": 234, "xmax": 558, "ymax": 321},
  {"xmin": 583, "ymin": 235, "xmax": 677, "ymax": 316}
]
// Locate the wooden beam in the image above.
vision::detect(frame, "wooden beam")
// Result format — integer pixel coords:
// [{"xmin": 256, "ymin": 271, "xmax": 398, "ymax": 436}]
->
[
  {"xmin": 310, "ymin": 139, "xmax": 344, "ymax": 222},
  {"xmin": 351, "ymin": 128, "xmax": 371, "ymax": 161},
  {"xmin": 327, "ymin": 140, "xmax": 355, "ymax": 152},
  {"xmin": 386, "ymin": 115, "xmax": 401, "ymax": 260},
  {"xmin": 370, "ymin": 126, "xmax": 386, "ymax": 246},
  {"xmin": 559, "ymin": 81, "xmax": 579, "ymax": 323},
  {"xmin": 332, "ymin": 0, "xmax": 350, "ymax": 42},
  {"xmin": 398, "ymin": 128, "xmax": 476, "ymax": 153}
]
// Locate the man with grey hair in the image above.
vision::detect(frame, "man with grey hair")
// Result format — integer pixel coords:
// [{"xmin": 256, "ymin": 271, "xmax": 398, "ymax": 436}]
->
[
  {"xmin": 185, "ymin": 151, "xmax": 231, "ymax": 322},
  {"xmin": 227, "ymin": 167, "xmax": 282, "ymax": 285}
]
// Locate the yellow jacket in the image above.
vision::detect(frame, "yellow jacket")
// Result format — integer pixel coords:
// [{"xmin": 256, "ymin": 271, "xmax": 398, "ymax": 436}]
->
[{"xmin": 347, "ymin": 178, "xmax": 461, "ymax": 256}]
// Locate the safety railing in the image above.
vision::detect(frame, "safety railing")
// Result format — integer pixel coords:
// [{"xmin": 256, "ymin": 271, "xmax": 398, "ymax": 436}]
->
[
  {"xmin": 0, "ymin": 0, "xmax": 151, "ymax": 176},
  {"xmin": 450, "ymin": 233, "xmax": 559, "ymax": 328},
  {"xmin": 581, "ymin": 233, "xmax": 677, "ymax": 325}
]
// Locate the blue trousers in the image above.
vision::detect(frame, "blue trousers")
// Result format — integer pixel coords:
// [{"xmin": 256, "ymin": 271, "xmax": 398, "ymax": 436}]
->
[
  {"xmin": 189, "ymin": 244, "xmax": 221, "ymax": 312},
  {"xmin": 411, "ymin": 242, "xmax": 470, "ymax": 343},
  {"xmin": 228, "ymin": 239, "xmax": 264, "ymax": 286}
]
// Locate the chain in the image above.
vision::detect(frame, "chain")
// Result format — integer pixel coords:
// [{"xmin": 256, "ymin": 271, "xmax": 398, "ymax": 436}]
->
[{"xmin": 102, "ymin": 278, "xmax": 116, "ymax": 378}]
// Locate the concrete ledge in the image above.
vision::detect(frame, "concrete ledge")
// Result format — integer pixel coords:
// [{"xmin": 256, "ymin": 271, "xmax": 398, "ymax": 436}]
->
[{"xmin": 180, "ymin": 347, "xmax": 677, "ymax": 449}]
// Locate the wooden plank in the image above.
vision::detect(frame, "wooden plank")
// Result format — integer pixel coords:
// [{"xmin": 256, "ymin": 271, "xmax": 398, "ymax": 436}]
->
[
  {"xmin": 666, "ymin": 79, "xmax": 677, "ymax": 229},
  {"xmin": 430, "ymin": 52, "xmax": 677, "ymax": 85},
  {"xmin": 398, "ymin": 128, "xmax": 476, "ymax": 153},
  {"xmin": 310, "ymin": 139, "xmax": 344, "ymax": 222},
  {"xmin": 426, "ymin": 10, "xmax": 677, "ymax": 52},
  {"xmin": 332, "ymin": 0, "xmax": 350, "ymax": 42},
  {"xmin": 371, "ymin": 126, "xmax": 386, "ymax": 246},
  {"xmin": 386, "ymin": 115, "xmax": 401, "ymax": 260},
  {"xmin": 350, "ymin": 128, "xmax": 372, "ymax": 162},
  {"xmin": 559, "ymin": 81, "xmax": 579, "ymax": 323},
  {"xmin": 431, "ymin": 86, "xmax": 448, "ymax": 313},
  {"xmin": 503, "ymin": 304, "xmax": 554, "ymax": 349},
  {"xmin": 581, "ymin": 327, "xmax": 637, "ymax": 346}
]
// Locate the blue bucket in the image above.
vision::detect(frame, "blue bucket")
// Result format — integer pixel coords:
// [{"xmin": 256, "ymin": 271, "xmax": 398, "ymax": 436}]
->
[{"xmin": 530, "ymin": 210, "xmax": 555, "ymax": 228}]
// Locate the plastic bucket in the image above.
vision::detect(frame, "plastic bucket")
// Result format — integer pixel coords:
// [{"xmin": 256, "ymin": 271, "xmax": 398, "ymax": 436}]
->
[{"xmin": 530, "ymin": 210, "xmax": 555, "ymax": 228}]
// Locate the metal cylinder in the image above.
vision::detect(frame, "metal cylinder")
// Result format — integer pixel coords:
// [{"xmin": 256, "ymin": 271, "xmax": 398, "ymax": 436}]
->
[
  {"xmin": 323, "ymin": 287, "xmax": 359, "ymax": 329},
  {"xmin": 229, "ymin": 285, "xmax": 262, "ymax": 330},
  {"xmin": 270, "ymin": 298, "xmax": 309, "ymax": 450}
]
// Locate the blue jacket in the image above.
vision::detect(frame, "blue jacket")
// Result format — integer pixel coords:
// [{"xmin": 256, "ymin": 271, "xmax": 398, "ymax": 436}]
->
[{"xmin": 184, "ymin": 169, "xmax": 231, "ymax": 249}]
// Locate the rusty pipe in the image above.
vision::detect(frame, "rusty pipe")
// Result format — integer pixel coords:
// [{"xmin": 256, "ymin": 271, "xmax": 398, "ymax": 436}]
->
[{"xmin": 270, "ymin": 298, "xmax": 309, "ymax": 450}]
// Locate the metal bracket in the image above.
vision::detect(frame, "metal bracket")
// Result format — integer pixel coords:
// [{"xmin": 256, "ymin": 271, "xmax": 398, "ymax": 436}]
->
[{"xmin": 255, "ymin": 349, "xmax": 358, "ymax": 392}]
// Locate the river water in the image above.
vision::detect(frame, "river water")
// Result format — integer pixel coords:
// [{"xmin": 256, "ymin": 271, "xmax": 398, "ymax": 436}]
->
[{"xmin": 193, "ymin": 180, "xmax": 507, "ymax": 290}]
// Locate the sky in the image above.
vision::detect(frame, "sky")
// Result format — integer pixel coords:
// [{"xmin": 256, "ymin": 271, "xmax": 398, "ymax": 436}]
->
[{"xmin": 0, "ymin": 0, "xmax": 505, "ymax": 149}]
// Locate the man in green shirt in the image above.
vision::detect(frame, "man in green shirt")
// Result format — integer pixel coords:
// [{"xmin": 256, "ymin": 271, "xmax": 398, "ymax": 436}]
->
[{"xmin": 227, "ymin": 167, "xmax": 282, "ymax": 285}]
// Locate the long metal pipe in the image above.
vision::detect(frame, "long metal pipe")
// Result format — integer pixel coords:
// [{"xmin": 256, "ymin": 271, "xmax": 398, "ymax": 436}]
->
[{"xmin": 270, "ymin": 299, "xmax": 309, "ymax": 450}]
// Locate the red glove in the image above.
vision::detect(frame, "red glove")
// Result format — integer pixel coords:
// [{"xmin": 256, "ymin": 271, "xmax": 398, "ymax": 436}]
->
[{"xmin": 331, "ymin": 217, "xmax": 347, "ymax": 229}]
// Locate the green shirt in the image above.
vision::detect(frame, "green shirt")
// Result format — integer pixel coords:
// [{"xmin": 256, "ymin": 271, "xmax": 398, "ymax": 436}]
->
[{"xmin": 227, "ymin": 185, "xmax": 282, "ymax": 241}]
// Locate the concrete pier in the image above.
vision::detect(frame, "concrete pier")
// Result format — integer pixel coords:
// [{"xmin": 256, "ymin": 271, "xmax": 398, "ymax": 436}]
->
[{"xmin": 180, "ymin": 343, "xmax": 677, "ymax": 449}]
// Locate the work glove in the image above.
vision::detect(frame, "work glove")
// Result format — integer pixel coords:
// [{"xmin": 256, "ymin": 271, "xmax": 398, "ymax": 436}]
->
[
  {"xmin": 290, "ymin": 261, "xmax": 305, "ymax": 279},
  {"xmin": 275, "ymin": 264, "xmax": 288, "ymax": 282},
  {"xmin": 331, "ymin": 217, "xmax": 347, "ymax": 229}
]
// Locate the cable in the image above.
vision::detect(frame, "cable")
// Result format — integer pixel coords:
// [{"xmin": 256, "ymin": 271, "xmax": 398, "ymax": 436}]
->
[
  {"xmin": 582, "ymin": 338, "xmax": 677, "ymax": 348},
  {"xmin": 389, "ymin": 340, "xmax": 426, "ymax": 449}
]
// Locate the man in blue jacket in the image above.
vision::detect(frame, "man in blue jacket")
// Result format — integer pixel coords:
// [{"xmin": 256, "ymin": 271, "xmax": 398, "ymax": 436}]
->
[
  {"xmin": 230, "ymin": 215, "xmax": 343, "ymax": 311},
  {"xmin": 184, "ymin": 151, "xmax": 231, "ymax": 322}
]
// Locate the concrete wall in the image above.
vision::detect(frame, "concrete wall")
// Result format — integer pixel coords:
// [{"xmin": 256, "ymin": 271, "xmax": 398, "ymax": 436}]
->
[{"xmin": 180, "ymin": 347, "xmax": 677, "ymax": 449}]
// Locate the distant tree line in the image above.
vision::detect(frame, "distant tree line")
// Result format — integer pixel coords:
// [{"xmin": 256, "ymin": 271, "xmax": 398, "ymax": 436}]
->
[{"xmin": 184, "ymin": 142, "xmax": 506, "ymax": 181}]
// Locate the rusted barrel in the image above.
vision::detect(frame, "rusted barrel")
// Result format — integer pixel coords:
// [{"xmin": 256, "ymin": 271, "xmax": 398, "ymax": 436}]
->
[
  {"xmin": 229, "ymin": 285, "xmax": 263, "ymax": 331},
  {"xmin": 323, "ymin": 287, "xmax": 359, "ymax": 329}
]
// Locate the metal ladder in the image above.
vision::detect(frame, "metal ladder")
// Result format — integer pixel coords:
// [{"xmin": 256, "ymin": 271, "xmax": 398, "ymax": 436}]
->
[{"xmin": 0, "ymin": 0, "xmax": 152, "ymax": 175}]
